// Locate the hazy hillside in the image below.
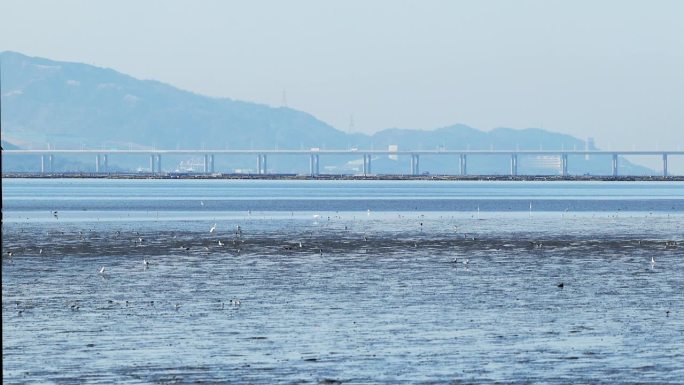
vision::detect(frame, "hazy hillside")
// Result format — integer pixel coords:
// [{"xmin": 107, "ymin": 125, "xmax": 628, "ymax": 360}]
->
[
  {"xmin": 1, "ymin": 51, "xmax": 356, "ymax": 151},
  {"xmin": 1, "ymin": 51, "xmax": 652, "ymax": 175}
]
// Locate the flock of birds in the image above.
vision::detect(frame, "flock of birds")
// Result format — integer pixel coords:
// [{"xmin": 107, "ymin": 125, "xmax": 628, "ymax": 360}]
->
[
  {"xmin": 87, "ymin": 217, "xmax": 673, "ymax": 286},
  {"xmin": 88, "ymin": 222, "xmax": 250, "ymax": 312},
  {"xmin": 4, "ymin": 210, "xmax": 679, "ymax": 317}
]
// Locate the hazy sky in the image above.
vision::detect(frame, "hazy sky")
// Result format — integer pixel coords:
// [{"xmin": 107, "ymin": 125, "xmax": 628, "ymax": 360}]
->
[{"xmin": 2, "ymin": 0, "xmax": 683, "ymax": 151}]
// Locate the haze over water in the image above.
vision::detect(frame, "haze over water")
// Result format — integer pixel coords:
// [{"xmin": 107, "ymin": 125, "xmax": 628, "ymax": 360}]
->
[{"xmin": 3, "ymin": 179, "xmax": 684, "ymax": 383}]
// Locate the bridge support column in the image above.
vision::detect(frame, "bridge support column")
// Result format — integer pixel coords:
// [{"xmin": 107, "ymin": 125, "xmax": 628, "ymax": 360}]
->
[
  {"xmin": 366, "ymin": 154, "xmax": 371, "ymax": 175},
  {"xmin": 309, "ymin": 155, "xmax": 314, "ymax": 176},
  {"xmin": 416, "ymin": 154, "xmax": 420, "ymax": 175},
  {"xmin": 315, "ymin": 154, "xmax": 320, "ymax": 175},
  {"xmin": 612, "ymin": 154, "xmax": 618, "ymax": 177},
  {"xmin": 363, "ymin": 154, "xmax": 372, "ymax": 175},
  {"xmin": 95, "ymin": 154, "xmax": 100, "ymax": 173},
  {"xmin": 156, "ymin": 154, "xmax": 162, "ymax": 174},
  {"xmin": 257, "ymin": 154, "xmax": 262, "ymax": 175},
  {"xmin": 150, "ymin": 154, "xmax": 155, "ymax": 174},
  {"xmin": 41, "ymin": 155, "xmax": 46, "ymax": 174},
  {"xmin": 510, "ymin": 154, "xmax": 518, "ymax": 176},
  {"xmin": 49, "ymin": 155, "xmax": 54, "ymax": 172},
  {"xmin": 256, "ymin": 154, "xmax": 267, "ymax": 174},
  {"xmin": 663, "ymin": 153, "xmax": 668, "ymax": 177},
  {"xmin": 561, "ymin": 154, "xmax": 568, "ymax": 176},
  {"xmin": 410, "ymin": 155, "xmax": 415, "ymax": 175},
  {"xmin": 310, "ymin": 154, "xmax": 320, "ymax": 177},
  {"xmin": 103, "ymin": 154, "xmax": 109, "ymax": 173},
  {"xmin": 460, "ymin": 154, "xmax": 467, "ymax": 175},
  {"xmin": 203, "ymin": 154, "xmax": 208, "ymax": 173},
  {"xmin": 362, "ymin": 155, "xmax": 367, "ymax": 175},
  {"xmin": 410, "ymin": 154, "xmax": 420, "ymax": 175}
]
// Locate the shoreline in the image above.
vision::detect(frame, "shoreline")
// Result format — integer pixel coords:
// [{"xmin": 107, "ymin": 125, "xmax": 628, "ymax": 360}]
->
[{"xmin": 1, "ymin": 172, "xmax": 683, "ymax": 181}]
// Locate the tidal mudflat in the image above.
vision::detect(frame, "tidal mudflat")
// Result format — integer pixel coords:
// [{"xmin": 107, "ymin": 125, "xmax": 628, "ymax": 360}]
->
[{"xmin": 2, "ymin": 179, "xmax": 683, "ymax": 383}]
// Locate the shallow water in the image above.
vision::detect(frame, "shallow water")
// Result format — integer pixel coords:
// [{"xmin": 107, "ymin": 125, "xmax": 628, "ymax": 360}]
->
[{"xmin": 2, "ymin": 179, "xmax": 684, "ymax": 383}]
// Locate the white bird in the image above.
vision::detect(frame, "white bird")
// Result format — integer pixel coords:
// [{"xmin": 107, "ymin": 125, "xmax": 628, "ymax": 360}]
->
[
  {"xmin": 299, "ymin": 242, "xmax": 303, "ymax": 248},
  {"xmin": 99, "ymin": 266, "xmax": 106, "ymax": 274},
  {"xmin": 463, "ymin": 259, "xmax": 469, "ymax": 265},
  {"xmin": 39, "ymin": 249, "xmax": 43, "ymax": 254},
  {"xmin": 210, "ymin": 223, "xmax": 217, "ymax": 233},
  {"xmin": 143, "ymin": 259, "xmax": 150, "ymax": 268},
  {"xmin": 218, "ymin": 240, "xmax": 224, "ymax": 246},
  {"xmin": 651, "ymin": 256, "xmax": 656, "ymax": 264}
]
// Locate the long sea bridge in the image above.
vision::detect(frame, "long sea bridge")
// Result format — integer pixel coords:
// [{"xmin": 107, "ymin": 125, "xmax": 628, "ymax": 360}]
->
[{"xmin": 2, "ymin": 149, "xmax": 683, "ymax": 177}]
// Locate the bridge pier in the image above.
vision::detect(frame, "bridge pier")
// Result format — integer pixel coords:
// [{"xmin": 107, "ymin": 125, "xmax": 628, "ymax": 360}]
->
[
  {"xmin": 612, "ymin": 154, "xmax": 618, "ymax": 177},
  {"xmin": 95, "ymin": 154, "xmax": 100, "ymax": 173},
  {"xmin": 510, "ymin": 154, "xmax": 518, "ymax": 176},
  {"xmin": 363, "ymin": 154, "xmax": 372, "ymax": 175},
  {"xmin": 49, "ymin": 155, "xmax": 54, "ymax": 172},
  {"xmin": 309, "ymin": 154, "xmax": 320, "ymax": 177},
  {"xmin": 561, "ymin": 154, "xmax": 568, "ymax": 176},
  {"xmin": 460, "ymin": 154, "xmax": 467, "ymax": 175},
  {"xmin": 362, "ymin": 155, "xmax": 367, "ymax": 175},
  {"xmin": 410, "ymin": 154, "xmax": 420, "ymax": 175},
  {"xmin": 256, "ymin": 154, "xmax": 267, "ymax": 174},
  {"xmin": 203, "ymin": 154, "xmax": 208, "ymax": 173},
  {"xmin": 367, "ymin": 154, "xmax": 372, "ymax": 175},
  {"xmin": 150, "ymin": 154, "xmax": 156, "ymax": 174},
  {"xmin": 103, "ymin": 154, "xmax": 108, "ymax": 173},
  {"xmin": 310, "ymin": 155, "xmax": 314, "ymax": 176},
  {"xmin": 663, "ymin": 153, "xmax": 668, "ymax": 177},
  {"xmin": 156, "ymin": 154, "xmax": 162, "ymax": 174},
  {"xmin": 41, "ymin": 155, "xmax": 46, "ymax": 174}
]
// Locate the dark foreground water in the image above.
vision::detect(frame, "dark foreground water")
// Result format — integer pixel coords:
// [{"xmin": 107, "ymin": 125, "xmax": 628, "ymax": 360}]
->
[{"xmin": 2, "ymin": 179, "xmax": 684, "ymax": 384}]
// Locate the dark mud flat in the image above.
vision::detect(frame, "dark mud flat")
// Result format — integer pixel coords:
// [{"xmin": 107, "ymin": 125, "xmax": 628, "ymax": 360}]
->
[{"xmin": 3, "ymin": 215, "xmax": 684, "ymax": 384}]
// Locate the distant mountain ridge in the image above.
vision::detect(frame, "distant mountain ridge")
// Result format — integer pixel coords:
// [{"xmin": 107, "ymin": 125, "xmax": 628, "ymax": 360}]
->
[
  {"xmin": 1, "ymin": 51, "xmax": 357, "ymax": 151},
  {"xmin": 1, "ymin": 51, "xmax": 651, "ymax": 175}
]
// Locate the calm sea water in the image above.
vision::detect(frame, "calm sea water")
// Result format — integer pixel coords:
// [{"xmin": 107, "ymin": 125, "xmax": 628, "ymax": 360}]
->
[{"xmin": 3, "ymin": 179, "xmax": 684, "ymax": 383}]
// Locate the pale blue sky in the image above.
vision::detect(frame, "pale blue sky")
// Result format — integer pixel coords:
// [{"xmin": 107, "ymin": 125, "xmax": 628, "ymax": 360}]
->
[{"xmin": 2, "ymin": 0, "xmax": 683, "ymax": 154}]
